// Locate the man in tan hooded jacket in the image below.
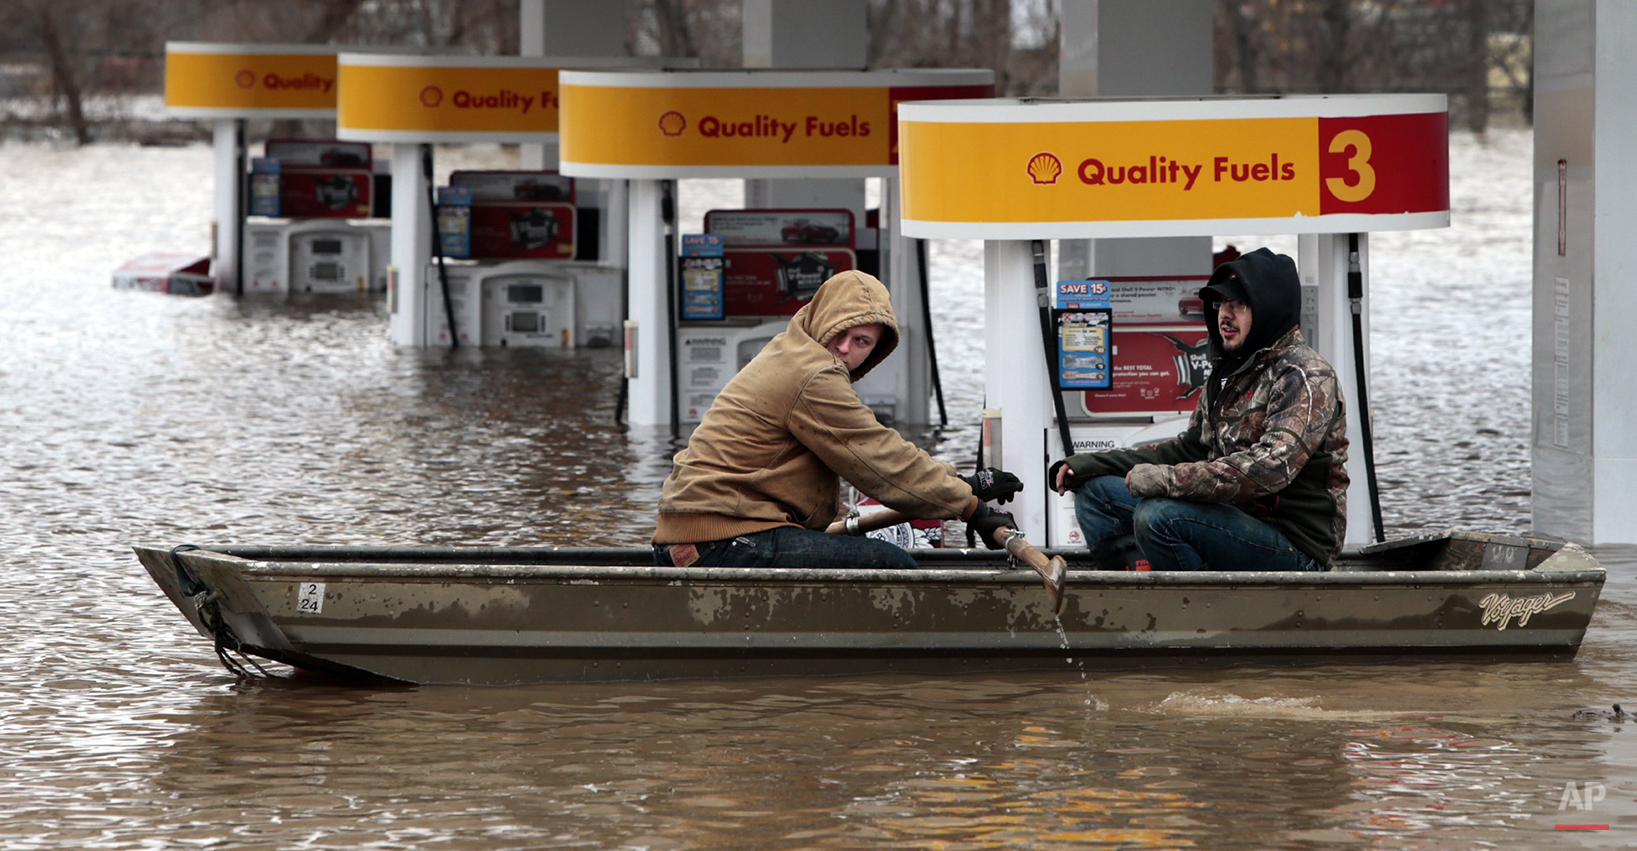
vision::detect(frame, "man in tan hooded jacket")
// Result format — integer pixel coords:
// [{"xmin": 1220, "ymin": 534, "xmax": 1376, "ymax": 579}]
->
[{"xmin": 653, "ymin": 270, "xmax": 1020, "ymax": 569}]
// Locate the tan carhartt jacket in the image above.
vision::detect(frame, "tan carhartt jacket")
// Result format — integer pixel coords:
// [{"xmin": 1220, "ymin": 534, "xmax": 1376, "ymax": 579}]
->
[{"xmin": 653, "ymin": 270, "xmax": 978, "ymax": 545}]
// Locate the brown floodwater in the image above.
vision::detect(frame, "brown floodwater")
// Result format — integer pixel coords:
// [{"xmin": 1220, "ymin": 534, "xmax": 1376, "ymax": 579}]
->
[{"xmin": 4, "ymin": 132, "xmax": 1636, "ymax": 849}]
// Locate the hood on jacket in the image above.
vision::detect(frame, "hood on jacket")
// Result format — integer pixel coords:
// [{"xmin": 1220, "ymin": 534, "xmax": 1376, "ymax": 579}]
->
[
  {"xmin": 1198, "ymin": 247, "xmax": 1301, "ymax": 372},
  {"xmin": 792, "ymin": 270, "xmax": 900, "ymax": 381}
]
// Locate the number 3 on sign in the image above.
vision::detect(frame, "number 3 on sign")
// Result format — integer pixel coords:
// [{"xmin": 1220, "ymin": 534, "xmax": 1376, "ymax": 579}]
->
[
  {"xmin": 297, "ymin": 582, "xmax": 325, "ymax": 614},
  {"xmin": 1325, "ymin": 129, "xmax": 1376, "ymax": 202}
]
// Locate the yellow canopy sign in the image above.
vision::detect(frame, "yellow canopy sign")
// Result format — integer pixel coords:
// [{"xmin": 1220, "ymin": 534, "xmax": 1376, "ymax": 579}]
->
[
  {"xmin": 164, "ymin": 43, "xmax": 342, "ymax": 118},
  {"xmin": 558, "ymin": 69, "xmax": 994, "ymax": 178},
  {"xmin": 898, "ymin": 95, "xmax": 1450, "ymax": 238},
  {"xmin": 336, "ymin": 54, "xmax": 675, "ymax": 144}
]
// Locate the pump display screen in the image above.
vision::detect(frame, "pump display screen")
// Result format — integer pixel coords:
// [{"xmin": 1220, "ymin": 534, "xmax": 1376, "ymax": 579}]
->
[
  {"xmin": 313, "ymin": 262, "xmax": 341, "ymax": 280},
  {"xmin": 312, "ymin": 239, "xmax": 343, "ymax": 255},
  {"xmin": 508, "ymin": 284, "xmax": 544, "ymax": 303},
  {"xmin": 510, "ymin": 312, "xmax": 540, "ymax": 333}
]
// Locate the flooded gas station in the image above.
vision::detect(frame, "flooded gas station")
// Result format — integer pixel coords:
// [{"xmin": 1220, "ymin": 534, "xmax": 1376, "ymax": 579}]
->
[{"xmin": 5, "ymin": 2, "xmax": 1637, "ymax": 848}]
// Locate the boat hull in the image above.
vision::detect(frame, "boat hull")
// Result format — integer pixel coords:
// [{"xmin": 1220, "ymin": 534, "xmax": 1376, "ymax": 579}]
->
[{"xmin": 134, "ymin": 533, "xmax": 1606, "ymax": 685}]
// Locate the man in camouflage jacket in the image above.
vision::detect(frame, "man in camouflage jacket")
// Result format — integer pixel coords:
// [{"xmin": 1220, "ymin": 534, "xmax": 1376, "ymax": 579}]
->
[{"xmin": 1049, "ymin": 248, "xmax": 1350, "ymax": 571}]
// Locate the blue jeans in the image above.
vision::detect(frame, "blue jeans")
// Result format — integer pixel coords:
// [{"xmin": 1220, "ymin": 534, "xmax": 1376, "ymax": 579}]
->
[
  {"xmin": 1073, "ymin": 475, "xmax": 1322, "ymax": 572},
  {"xmin": 653, "ymin": 526, "xmax": 919, "ymax": 569}
]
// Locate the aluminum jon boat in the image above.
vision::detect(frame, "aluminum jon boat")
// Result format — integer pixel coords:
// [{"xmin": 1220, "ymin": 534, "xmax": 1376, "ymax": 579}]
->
[{"xmin": 133, "ymin": 531, "xmax": 1605, "ymax": 686}]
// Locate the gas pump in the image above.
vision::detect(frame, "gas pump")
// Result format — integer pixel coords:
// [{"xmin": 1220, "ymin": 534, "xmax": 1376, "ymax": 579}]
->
[
  {"xmin": 1043, "ymin": 271, "xmax": 1220, "ymax": 545},
  {"xmin": 674, "ymin": 208, "xmax": 865, "ymax": 422},
  {"xmin": 426, "ymin": 170, "xmax": 620, "ymax": 348},
  {"xmin": 242, "ymin": 139, "xmax": 390, "ymax": 295},
  {"xmin": 897, "ymin": 94, "xmax": 1452, "ymax": 547}
]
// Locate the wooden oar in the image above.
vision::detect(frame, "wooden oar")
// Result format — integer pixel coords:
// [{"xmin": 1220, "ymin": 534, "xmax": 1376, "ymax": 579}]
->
[{"xmin": 828, "ymin": 508, "xmax": 1067, "ymax": 614}]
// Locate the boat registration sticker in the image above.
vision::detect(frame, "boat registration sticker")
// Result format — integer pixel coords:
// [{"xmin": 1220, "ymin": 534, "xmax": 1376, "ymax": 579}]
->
[{"xmin": 297, "ymin": 582, "xmax": 325, "ymax": 615}]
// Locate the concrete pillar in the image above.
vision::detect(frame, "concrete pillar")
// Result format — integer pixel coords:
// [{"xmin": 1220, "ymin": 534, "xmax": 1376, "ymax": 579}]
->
[
  {"xmin": 863, "ymin": 180, "xmax": 930, "ymax": 426},
  {"xmin": 211, "ymin": 120, "xmax": 242, "ymax": 294},
  {"xmin": 1057, "ymin": 0, "xmax": 1213, "ymax": 280},
  {"xmin": 625, "ymin": 179, "xmax": 673, "ymax": 426},
  {"xmin": 388, "ymin": 144, "xmax": 431, "ymax": 346},
  {"xmin": 1532, "ymin": 0, "xmax": 1637, "ymax": 543},
  {"xmin": 743, "ymin": 0, "xmax": 865, "ymax": 69},
  {"xmin": 520, "ymin": 0, "xmax": 624, "ymax": 54},
  {"xmin": 518, "ymin": 0, "xmax": 624, "ymax": 171},
  {"xmin": 985, "ymin": 240, "xmax": 1052, "ymax": 542}
]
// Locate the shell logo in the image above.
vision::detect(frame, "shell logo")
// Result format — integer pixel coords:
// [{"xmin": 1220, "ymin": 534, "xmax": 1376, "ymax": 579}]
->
[
  {"xmin": 1028, "ymin": 152, "xmax": 1062, "ymax": 185},
  {"xmin": 419, "ymin": 85, "xmax": 444, "ymax": 108},
  {"xmin": 658, "ymin": 110, "xmax": 686, "ymax": 136},
  {"xmin": 234, "ymin": 69, "xmax": 255, "ymax": 89}
]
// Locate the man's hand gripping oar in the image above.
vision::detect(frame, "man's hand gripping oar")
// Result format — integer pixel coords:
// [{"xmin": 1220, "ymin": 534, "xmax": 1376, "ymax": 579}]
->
[{"xmin": 828, "ymin": 507, "xmax": 1068, "ymax": 615}]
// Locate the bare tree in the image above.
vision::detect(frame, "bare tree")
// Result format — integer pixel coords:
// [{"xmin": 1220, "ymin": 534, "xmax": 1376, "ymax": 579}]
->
[
  {"xmin": 1464, "ymin": 0, "xmax": 1489, "ymax": 133},
  {"xmin": 8, "ymin": 0, "xmax": 91, "ymax": 143}
]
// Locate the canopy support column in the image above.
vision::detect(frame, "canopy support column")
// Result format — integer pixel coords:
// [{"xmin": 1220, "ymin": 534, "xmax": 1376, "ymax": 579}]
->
[
  {"xmin": 985, "ymin": 240, "xmax": 1052, "ymax": 542},
  {"xmin": 211, "ymin": 119, "xmax": 244, "ymax": 295},
  {"xmin": 625, "ymin": 178, "xmax": 673, "ymax": 427},
  {"xmin": 387, "ymin": 143, "xmax": 431, "ymax": 347}
]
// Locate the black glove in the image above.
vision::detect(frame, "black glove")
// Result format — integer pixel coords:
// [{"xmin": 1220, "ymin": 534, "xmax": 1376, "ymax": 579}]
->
[
  {"xmin": 960, "ymin": 467, "xmax": 1023, "ymax": 504},
  {"xmin": 966, "ymin": 503, "xmax": 1016, "ymax": 550},
  {"xmin": 1048, "ymin": 458, "xmax": 1084, "ymax": 494}
]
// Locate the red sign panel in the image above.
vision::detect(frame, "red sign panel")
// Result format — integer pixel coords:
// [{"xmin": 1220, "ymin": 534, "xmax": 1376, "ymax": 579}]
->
[
  {"xmin": 1318, "ymin": 112, "xmax": 1449, "ymax": 215},
  {"xmin": 721, "ymin": 248, "xmax": 856, "ymax": 317},
  {"xmin": 1079, "ymin": 327, "xmax": 1210, "ymax": 417},
  {"xmin": 466, "ymin": 203, "xmax": 576, "ymax": 260}
]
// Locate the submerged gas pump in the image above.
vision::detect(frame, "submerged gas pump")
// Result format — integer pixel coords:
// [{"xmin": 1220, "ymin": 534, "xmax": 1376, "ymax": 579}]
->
[
  {"xmin": 672, "ymin": 208, "xmax": 866, "ymax": 423},
  {"xmin": 242, "ymin": 139, "xmax": 391, "ymax": 295},
  {"xmin": 426, "ymin": 169, "xmax": 619, "ymax": 348}
]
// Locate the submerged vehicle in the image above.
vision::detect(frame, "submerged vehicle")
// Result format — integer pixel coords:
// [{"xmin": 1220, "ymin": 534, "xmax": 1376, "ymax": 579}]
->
[{"xmin": 133, "ymin": 532, "xmax": 1604, "ymax": 686}]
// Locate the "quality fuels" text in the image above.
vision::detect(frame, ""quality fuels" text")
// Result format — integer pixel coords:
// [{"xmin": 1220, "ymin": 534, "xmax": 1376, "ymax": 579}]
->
[{"xmin": 1075, "ymin": 154, "xmax": 1297, "ymax": 190}]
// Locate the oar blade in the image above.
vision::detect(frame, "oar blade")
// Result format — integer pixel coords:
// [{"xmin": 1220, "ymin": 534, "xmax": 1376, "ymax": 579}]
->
[{"xmin": 1042, "ymin": 556, "xmax": 1067, "ymax": 615}]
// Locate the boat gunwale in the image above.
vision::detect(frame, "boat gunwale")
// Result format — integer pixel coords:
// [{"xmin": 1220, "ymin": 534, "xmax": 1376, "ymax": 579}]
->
[{"xmin": 155, "ymin": 547, "xmax": 1607, "ymax": 588}]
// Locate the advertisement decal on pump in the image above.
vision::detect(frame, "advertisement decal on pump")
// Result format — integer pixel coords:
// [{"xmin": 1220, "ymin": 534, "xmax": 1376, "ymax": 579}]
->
[
  {"xmin": 701, "ymin": 209, "xmax": 856, "ymax": 317},
  {"xmin": 264, "ymin": 139, "xmax": 373, "ymax": 219},
  {"xmin": 445, "ymin": 171, "xmax": 577, "ymax": 260},
  {"xmin": 1053, "ymin": 280, "xmax": 1113, "ymax": 390}
]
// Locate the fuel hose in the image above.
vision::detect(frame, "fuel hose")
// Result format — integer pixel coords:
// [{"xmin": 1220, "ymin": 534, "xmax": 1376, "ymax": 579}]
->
[
  {"xmin": 1348, "ymin": 233, "xmax": 1385, "ymax": 542},
  {"xmin": 422, "ymin": 145, "xmax": 458, "ymax": 349}
]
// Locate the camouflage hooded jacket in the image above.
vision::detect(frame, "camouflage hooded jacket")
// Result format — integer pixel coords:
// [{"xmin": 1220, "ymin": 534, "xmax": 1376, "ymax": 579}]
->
[{"xmin": 1055, "ymin": 249, "xmax": 1350, "ymax": 565}]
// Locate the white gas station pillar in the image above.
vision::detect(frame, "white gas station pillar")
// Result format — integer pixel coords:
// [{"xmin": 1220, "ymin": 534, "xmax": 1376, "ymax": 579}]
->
[
  {"xmin": 625, "ymin": 179, "xmax": 673, "ymax": 426},
  {"xmin": 986, "ymin": 241, "xmax": 1053, "ymax": 541},
  {"xmin": 1299, "ymin": 232, "xmax": 1379, "ymax": 546},
  {"xmin": 387, "ymin": 144, "xmax": 431, "ymax": 346},
  {"xmin": 1532, "ymin": 0, "xmax": 1637, "ymax": 544},
  {"xmin": 211, "ymin": 119, "xmax": 244, "ymax": 294},
  {"xmin": 879, "ymin": 181, "xmax": 932, "ymax": 427}
]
